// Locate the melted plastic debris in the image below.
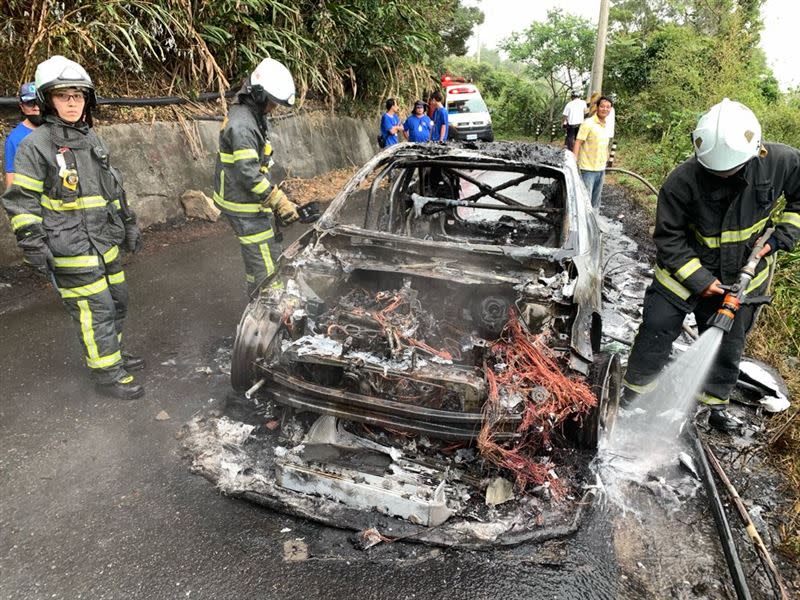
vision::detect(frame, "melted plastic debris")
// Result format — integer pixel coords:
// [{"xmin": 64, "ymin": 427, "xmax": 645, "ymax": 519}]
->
[{"xmin": 485, "ymin": 477, "xmax": 515, "ymax": 506}]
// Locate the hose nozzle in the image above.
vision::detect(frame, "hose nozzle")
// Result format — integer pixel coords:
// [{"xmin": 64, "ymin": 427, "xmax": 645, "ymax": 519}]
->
[
  {"xmin": 709, "ymin": 291, "xmax": 741, "ymax": 333},
  {"xmin": 708, "ymin": 226, "xmax": 774, "ymax": 333}
]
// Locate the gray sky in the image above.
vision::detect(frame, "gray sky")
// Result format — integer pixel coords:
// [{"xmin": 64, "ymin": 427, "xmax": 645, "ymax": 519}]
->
[{"xmin": 466, "ymin": 0, "xmax": 798, "ymax": 90}]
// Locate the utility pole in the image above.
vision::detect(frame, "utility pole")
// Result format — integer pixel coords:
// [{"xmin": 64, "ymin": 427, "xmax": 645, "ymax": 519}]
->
[{"xmin": 589, "ymin": 0, "xmax": 610, "ymax": 97}]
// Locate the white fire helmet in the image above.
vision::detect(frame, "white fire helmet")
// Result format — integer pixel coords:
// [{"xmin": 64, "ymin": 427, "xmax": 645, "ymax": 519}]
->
[
  {"xmin": 34, "ymin": 55, "xmax": 96, "ymax": 108},
  {"xmin": 692, "ymin": 98, "xmax": 761, "ymax": 172},
  {"xmin": 247, "ymin": 57, "xmax": 296, "ymax": 107}
]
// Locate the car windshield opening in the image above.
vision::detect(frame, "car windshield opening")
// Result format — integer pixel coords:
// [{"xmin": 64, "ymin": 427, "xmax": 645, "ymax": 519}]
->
[{"xmin": 333, "ymin": 159, "xmax": 566, "ymax": 248}]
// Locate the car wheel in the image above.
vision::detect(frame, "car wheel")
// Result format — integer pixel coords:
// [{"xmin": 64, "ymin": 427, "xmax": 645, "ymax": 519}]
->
[
  {"xmin": 482, "ymin": 133, "xmax": 494, "ymax": 142},
  {"xmin": 231, "ymin": 300, "xmax": 282, "ymax": 392},
  {"xmin": 579, "ymin": 352, "xmax": 621, "ymax": 449}
]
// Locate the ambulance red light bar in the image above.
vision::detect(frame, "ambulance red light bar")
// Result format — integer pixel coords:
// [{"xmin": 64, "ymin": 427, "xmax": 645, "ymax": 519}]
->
[{"xmin": 441, "ymin": 75, "xmax": 467, "ymax": 86}]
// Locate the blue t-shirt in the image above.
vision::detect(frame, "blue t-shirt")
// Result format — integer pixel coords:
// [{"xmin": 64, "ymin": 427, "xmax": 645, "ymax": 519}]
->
[
  {"xmin": 4, "ymin": 122, "xmax": 34, "ymax": 174},
  {"xmin": 381, "ymin": 112, "xmax": 401, "ymax": 146},
  {"xmin": 403, "ymin": 115, "xmax": 433, "ymax": 143},
  {"xmin": 432, "ymin": 107, "xmax": 449, "ymax": 142}
]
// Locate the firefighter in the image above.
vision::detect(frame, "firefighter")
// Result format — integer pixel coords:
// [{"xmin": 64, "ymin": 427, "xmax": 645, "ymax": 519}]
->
[
  {"xmin": 622, "ymin": 99, "xmax": 800, "ymax": 430},
  {"xmin": 213, "ymin": 57, "xmax": 300, "ymax": 295},
  {"xmin": 1, "ymin": 55, "xmax": 145, "ymax": 400}
]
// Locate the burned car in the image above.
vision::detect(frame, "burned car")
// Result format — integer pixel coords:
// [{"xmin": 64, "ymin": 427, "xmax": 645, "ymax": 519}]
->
[{"xmin": 192, "ymin": 142, "xmax": 621, "ymax": 544}]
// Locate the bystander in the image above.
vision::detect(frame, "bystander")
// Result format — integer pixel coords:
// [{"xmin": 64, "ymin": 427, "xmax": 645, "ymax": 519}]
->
[
  {"xmin": 4, "ymin": 82, "xmax": 41, "ymax": 187},
  {"xmin": 430, "ymin": 91, "xmax": 448, "ymax": 142},
  {"xmin": 561, "ymin": 90, "xmax": 587, "ymax": 151},
  {"xmin": 403, "ymin": 100, "xmax": 433, "ymax": 142},
  {"xmin": 380, "ymin": 98, "xmax": 403, "ymax": 147},
  {"xmin": 573, "ymin": 95, "xmax": 613, "ymax": 209}
]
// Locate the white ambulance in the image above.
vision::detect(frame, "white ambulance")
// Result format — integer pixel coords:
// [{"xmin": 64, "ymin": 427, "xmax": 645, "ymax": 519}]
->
[{"xmin": 443, "ymin": 80, "xmax": 494, "ymax": 142}]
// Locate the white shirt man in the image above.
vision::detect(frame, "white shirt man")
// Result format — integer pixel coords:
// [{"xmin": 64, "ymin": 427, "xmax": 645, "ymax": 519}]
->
[{"xmin": 562, "ymin": 94, "xmax": 587, "ymax": 151}]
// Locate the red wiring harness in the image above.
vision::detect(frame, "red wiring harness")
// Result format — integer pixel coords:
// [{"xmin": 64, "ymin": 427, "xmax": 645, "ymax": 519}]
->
[{"xmin": 478, "ymin": 310, "xmax": 597, "ymax": 496}]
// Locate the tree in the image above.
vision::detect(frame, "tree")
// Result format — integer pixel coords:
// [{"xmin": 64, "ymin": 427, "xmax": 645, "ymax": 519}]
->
[
  {"xmin": 441, "ymin": 2, "xmax": 485, "ymax": 56},
  {"xmin": 501, "ymin": 9, "xmax": 595, "ymax": 122},
  {"xmin": 610, "ymin": 0, "xmax": 689, "ymax": 35}
]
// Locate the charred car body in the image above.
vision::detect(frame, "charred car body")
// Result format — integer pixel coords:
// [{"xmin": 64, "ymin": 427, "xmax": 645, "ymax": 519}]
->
[
  {"xmin": 232, "ymin": 142, "xmax": 617, "ymax": 444},
  {"xmin": 212, "ymin": 142, "xmax": 620, "ymax": 541}
]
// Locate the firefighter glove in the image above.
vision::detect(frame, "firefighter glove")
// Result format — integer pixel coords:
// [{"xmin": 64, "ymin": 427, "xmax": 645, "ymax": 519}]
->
[
  {"xmin": 266, "ymin": 187, "xmax": 299, "ymax": 225},
  {"xmin": 23, "ymin": 247, "xmax": 54, "ymax": 276},
  {"xmin": 764, "ymin": 235, "xmax": 779, "ymax": 256},
  {"xmin": 124, "ymin": 222, "xmax": 143, "ymax": 253}
]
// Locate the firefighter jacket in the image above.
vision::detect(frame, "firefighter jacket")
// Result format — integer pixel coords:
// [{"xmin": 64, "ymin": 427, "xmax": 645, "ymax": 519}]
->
[
  {"xmin": 652, "ymin": 142, "xmax": 800, "ymax": 310},
  {"xmin": 213, "ymin": 102, "xmax": 276, "ymax": 218},
  {"xmin": 2, "ymin": 115, "xmax": 132, "ymax": 273}
]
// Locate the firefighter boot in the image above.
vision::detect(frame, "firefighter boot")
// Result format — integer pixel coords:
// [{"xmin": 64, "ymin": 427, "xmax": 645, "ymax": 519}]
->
[
  {"xmin": 708, "ymin": 406, "xmax": 739, "ymax": 432},
  {"xmin": 619, "ymin": 386, "xmax": 640, "ymax": 409},
  {"xmin": 96, "ymin": 373, "xmax": 145, "ymax": 400},
  {"xmin": 122, "ymin": 351, "xmax": 146, "ymax": 372}
]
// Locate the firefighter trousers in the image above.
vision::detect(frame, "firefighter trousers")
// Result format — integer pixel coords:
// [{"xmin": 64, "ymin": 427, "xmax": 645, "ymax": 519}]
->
[
  {"xmin": 225, "ymin": 213, "xmax": 282, "ymax": 295},
  {"xmin": 54, "ymin": 254, "xmax": 128, "ymax": 384},
  {"xmin": 623, "ymin": 285, "xmax": 757, "ymax": 404}
]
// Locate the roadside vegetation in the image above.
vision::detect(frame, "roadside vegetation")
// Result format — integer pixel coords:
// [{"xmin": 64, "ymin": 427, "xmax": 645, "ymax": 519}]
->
[{"xmin": 1, "ymin": 0, "xmax": 482, "ymax": 110}]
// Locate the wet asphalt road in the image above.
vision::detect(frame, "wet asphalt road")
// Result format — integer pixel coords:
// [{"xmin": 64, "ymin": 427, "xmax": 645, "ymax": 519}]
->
[{"xmin": 0, "ymin": 225, "xmax": 631, "ymax": 600}]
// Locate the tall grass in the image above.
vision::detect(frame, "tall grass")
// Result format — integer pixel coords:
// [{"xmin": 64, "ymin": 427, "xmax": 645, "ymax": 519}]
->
[
  {"xmin": 0, "ymin": 0, "xmax": 455, "ymax": 107},
  {"xmin": 748, "ymin": 247, "xmax": 800, "ymax": 557}
]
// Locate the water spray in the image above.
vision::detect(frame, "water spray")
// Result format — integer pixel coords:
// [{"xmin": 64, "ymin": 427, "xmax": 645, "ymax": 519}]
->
[{"xmin": 708, "ymin": 227, "xmax": 774, "ymax": 333}]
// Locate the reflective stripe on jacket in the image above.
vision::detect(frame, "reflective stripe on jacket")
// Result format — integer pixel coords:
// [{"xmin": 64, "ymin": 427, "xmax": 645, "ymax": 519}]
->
[
  {"xmin": 652, "ymin": 143, "xmax": 800, "ymax": 309},
  {"xmin": 1, "ymin": 117, "xmax": 130, "ymax": 272},
  {"xmin": 213, "ymin": 103, "xmax": 276, "ymax": 217}
]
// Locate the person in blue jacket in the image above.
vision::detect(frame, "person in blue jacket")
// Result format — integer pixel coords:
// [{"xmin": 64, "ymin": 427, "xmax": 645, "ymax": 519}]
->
[
  {"xmin": 403, "ymin": 100, "xmax": 433, "ymax": 142},
  {"xmin": 430, "ymin": 91, "xmax": 449, "ymax": 142},
  {"xmin": 4, "ymin": 82, "xmax": 41, "ymax": 187},
  {"xmin": 380, "ymin": 98, "xmax": 402, "ymax": 147}
]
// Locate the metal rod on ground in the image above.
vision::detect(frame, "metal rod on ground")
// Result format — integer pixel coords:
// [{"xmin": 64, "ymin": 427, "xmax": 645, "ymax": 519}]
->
[
  {"xmin": 692, "ymin": 432, "xmax": 753, "ymax": 600},
  {"xmin": 245, "ymin": 378, "xmax": 266, "ymax": 399},
  {"xmin": 702, "ymin": 440, "xmax": 790, "ymax": 599}
]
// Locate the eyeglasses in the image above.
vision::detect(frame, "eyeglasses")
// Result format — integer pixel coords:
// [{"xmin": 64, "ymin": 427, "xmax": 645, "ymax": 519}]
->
[{"xmin": 52, "ymin": 92, "xmax": 85, "ymax": 103}]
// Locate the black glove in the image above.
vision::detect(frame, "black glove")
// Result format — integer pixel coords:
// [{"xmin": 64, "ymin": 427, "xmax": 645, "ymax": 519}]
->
[
  {"xmin": 124, "ymin": 222, "xmax": 143, "ymax": 253},
  {"xmin": 23, "ymin": 247, "xmax": 54, "ymax": 277},
  {"xmin": 764, "ymin": 235, "xmax": 779, "ymax": 256}
]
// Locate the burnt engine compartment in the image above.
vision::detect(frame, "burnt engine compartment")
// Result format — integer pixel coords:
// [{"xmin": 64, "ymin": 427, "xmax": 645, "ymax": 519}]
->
[{"xmin": 280, "ymin": 271, "xmax": 547, "ymax": 416}]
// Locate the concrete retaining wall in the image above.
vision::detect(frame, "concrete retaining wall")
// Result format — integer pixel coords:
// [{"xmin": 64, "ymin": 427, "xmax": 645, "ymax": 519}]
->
[{"xmin": 0, "ymin": 113, "xmax": 376, "ymax": 265}]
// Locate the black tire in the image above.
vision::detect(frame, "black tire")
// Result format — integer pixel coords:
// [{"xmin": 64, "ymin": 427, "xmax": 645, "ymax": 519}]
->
[
  {"xmin": 481, "ymin": 132, "xmax": 494, "ymax": 142},
  {"xmin": 579, "ymin": 352, "xmax": 621, "ymax": 449},
  {"xmin": 230, "ymin": 300, "xmax": 282, "ymax": 392}
]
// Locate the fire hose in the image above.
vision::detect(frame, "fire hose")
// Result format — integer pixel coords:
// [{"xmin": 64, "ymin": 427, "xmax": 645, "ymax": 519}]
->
[{"xmin": 692, "ymin": 431, "xmax": 753, "ymax": 600}]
